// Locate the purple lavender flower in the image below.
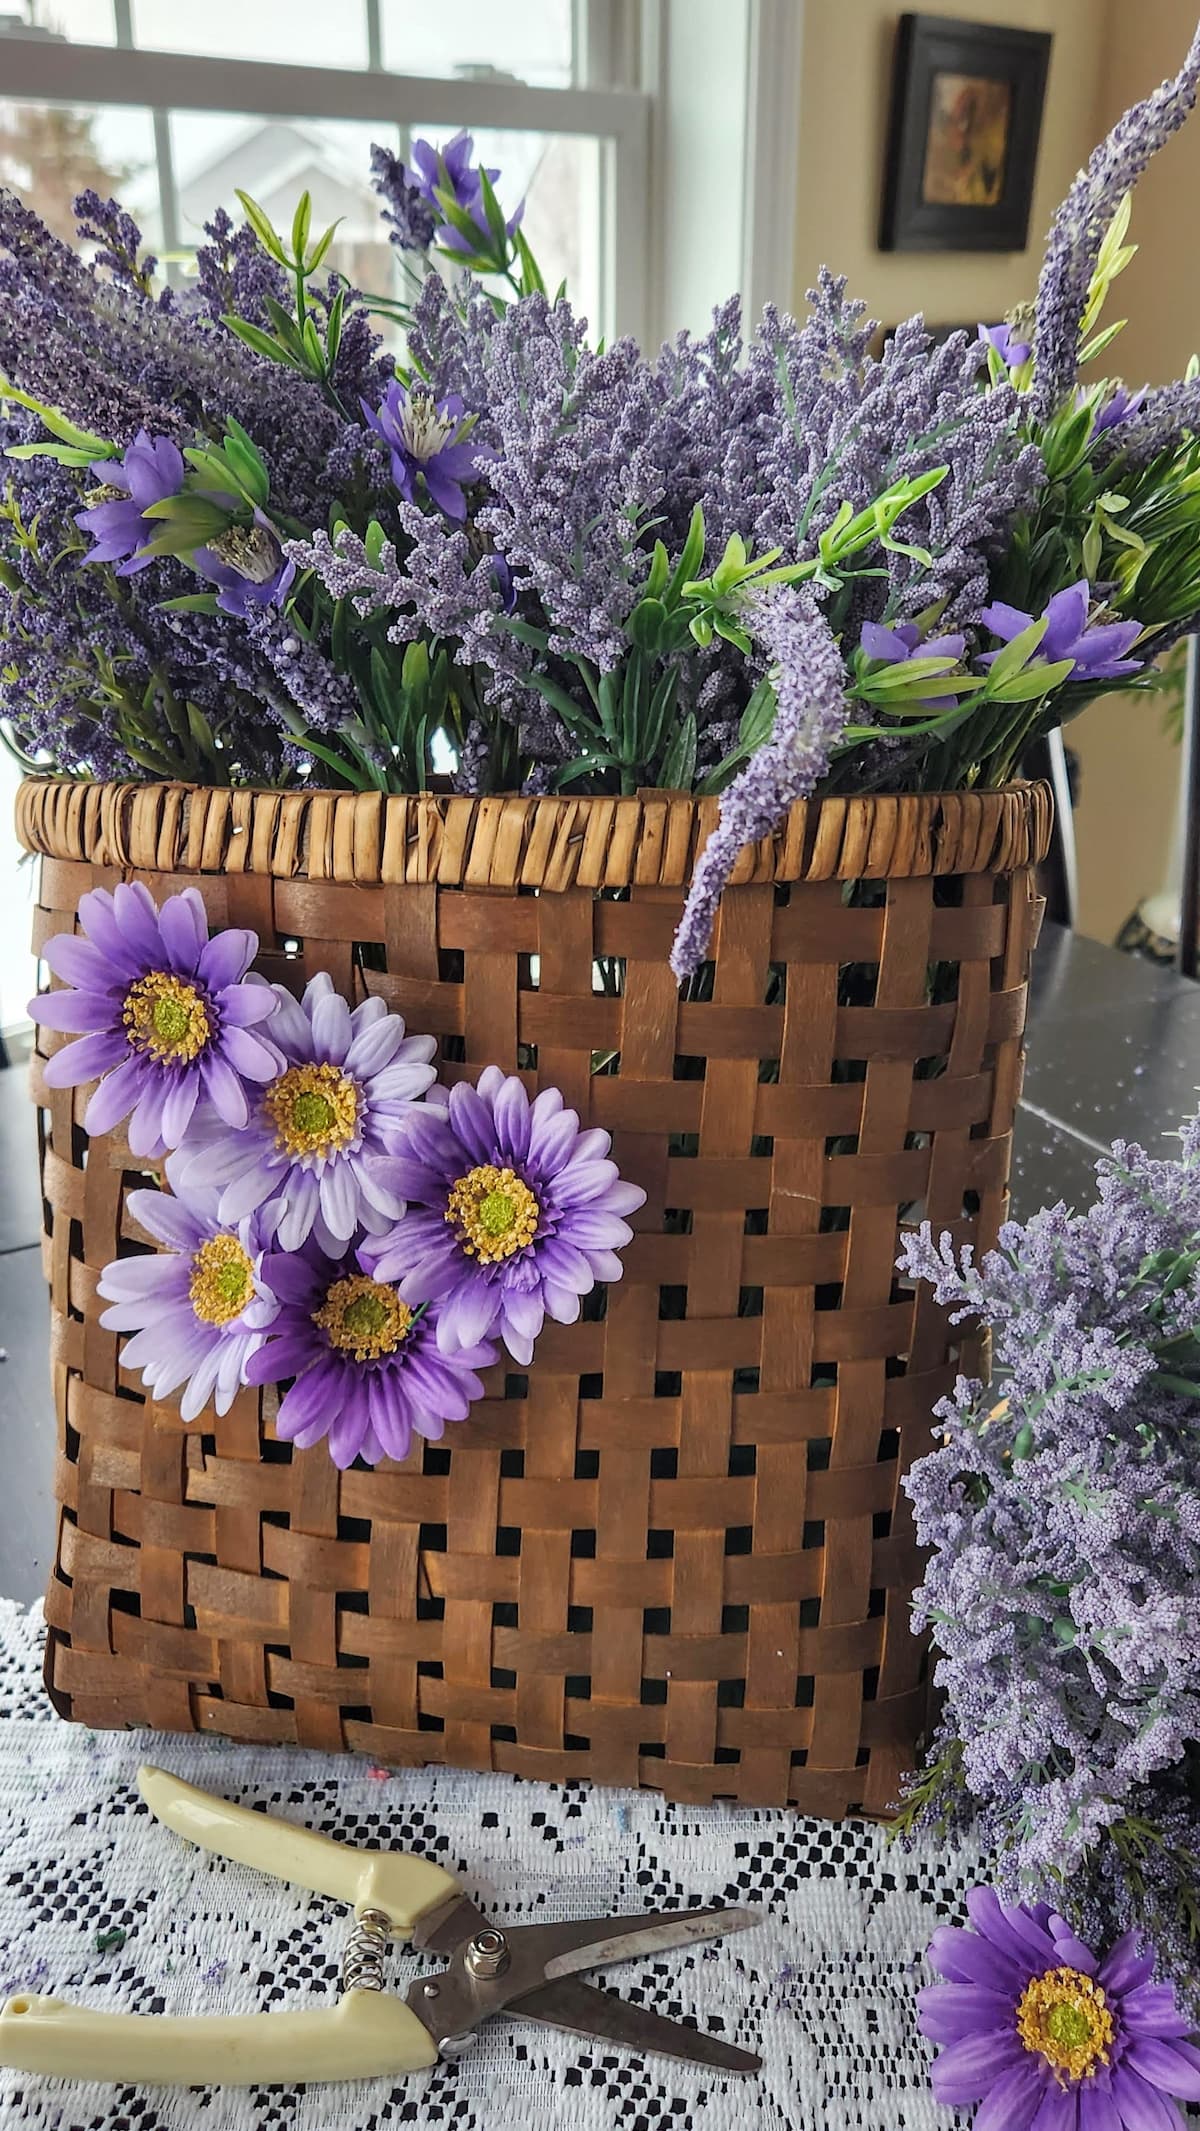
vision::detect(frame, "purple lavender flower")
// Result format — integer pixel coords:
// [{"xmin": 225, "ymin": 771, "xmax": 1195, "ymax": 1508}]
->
[
  {"xmin": 979, "ymin": 320, "xmax": 1032, "ymax": 370},
  {"xmin": 29, "ymin": 884, "xmax": 280, "ymax": 1157},
  {"xmin": 898, "ymin": 1114, "xmax": 1200, "ymax": 1945},
  {"xmin": 361, "ymin": 382, "xmax": 481, "ymax": 521},
  {"xmin": 671, "ymin": 587, "xmax": 849, "ymax": 982},
  {"xmin": 1032, "ymin": 26, "xmax": 1200, "ymax": 414},
  {"xmin": 364, "ymin": 1066, "xmax": 646, "ymax": 1365},
  {"xmin": 97, "ymin": 1154, "xmax": 278, "ymax": 1421},
  {"xmin": 243, "ymin": 1234, "xmax": 496, "ymax": 1468},
  {"xmin": 919, "ymin": 1889, "xmax": 1200, "ymax": 2130},
  {"xmin": 175, "ymin": 973, "xmax": 438, "ymax": 1254},
  {"xmin": 406, "ymin": 131, "xmax": 523, "ymax": 256},
  {"xmin": 370, "ymin": 141, "xmax": 437, "ymax": 255},
  {"xmin": 193, "ymin": 507, "xmax": 297, "ymax": 617},
  {"xmin": 859, "ymin": 619, "xmax": 967, "ymax": 710},
  {"xmin": 74, "ymin": 430, "xmax": 184, "ymax": 576},
  {"xmin": 979, "ymin": 581, "xmax": 1144, "ymax": 684}
]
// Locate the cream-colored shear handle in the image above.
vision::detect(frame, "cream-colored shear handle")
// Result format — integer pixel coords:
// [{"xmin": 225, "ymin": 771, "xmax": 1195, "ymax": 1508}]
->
[
  {"xmin": 137, "ymin": 1765, "xmax": 458, "ymax": 1933},
  {"xmin": 0, "ymin": 1990, "xmax": 437, "ymax": 2085}
]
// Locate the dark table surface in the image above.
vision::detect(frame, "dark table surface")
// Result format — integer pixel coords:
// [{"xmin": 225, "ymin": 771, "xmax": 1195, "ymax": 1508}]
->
[{"xmin": 2, "ymin": 922, "xmax": 1198, "ymax": 1607}]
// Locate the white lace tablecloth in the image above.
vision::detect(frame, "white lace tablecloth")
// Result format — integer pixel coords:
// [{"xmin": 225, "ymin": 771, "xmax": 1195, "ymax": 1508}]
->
[{"xmin": 0, "ymin": 1599, "xmax": 979, "ymax": 2131}]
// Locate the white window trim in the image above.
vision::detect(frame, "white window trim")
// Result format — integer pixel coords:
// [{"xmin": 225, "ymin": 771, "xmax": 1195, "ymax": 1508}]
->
[{"xmin": 0, "ymin": 34, "xmax": 652, "ymax": 340}]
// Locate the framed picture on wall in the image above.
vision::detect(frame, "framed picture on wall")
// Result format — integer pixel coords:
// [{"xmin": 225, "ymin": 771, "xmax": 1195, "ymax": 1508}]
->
[{"xmin": 880, "ymin": 14, "xmax": 1052, "ymax": 252}]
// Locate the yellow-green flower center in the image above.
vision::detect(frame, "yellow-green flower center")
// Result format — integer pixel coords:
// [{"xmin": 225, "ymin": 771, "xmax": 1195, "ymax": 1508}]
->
[
  {"xmin": 445, "ymin": 1163, "xmax": 540, "ymax": 1264},
  {"xmin": 189, "ymin": 1233, "xmax": 254, "ymax": 1326},
  {"xmin": 1016, "ymin": 1967, "xmax": 1114, "ymax": 2084},
  {"xmin": 313, "ymin": 1273, "xmax": 413, "ymax": 1361},
  {"xmin": 264, "ymin": 1062, "xmax": 359, "ymax": 1157},
  {"xmin": 123, "ymin": 971, "xmax": 211, "ymax": 1063}
]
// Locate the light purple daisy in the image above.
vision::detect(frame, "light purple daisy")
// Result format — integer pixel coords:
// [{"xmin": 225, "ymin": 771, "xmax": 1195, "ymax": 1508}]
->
[
  {"xmin": 243, "ymin": 1235, "xmax": 496, "ymax": 1469},
  {"xmin": 364, "ymin": 1066, "xmax": 647, "ymax": 1366},
  {"xmin": 29, "ymin": 883, "xmax": 281, "ymax": 1158},
  {"xmin": 175, "ymin": 972, "xmax": 439, "ymax": 1254},
  {"xmin": 919, "ymin": 1885, "xmax": 1200, "ymax": 2131},
  {"xmin": 97, "ymin": 1153, "xmax": 279, "ymax": 1423}
]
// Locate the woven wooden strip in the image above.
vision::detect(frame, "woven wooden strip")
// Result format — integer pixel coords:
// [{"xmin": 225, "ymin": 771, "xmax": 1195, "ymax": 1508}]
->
[
  {"xmin": 18, "ymin": 779, "xmax": 1052, "ymax": 887},
  {"xmin": 24, "ymin": 782, "xmax": 1049, "ymax": 1810}
]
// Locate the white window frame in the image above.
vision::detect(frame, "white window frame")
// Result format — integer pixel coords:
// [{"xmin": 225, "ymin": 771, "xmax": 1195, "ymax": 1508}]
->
[
  {"xmin": 1, "ymin": 0, "xmax": 802, "ymax": 347},
  {"xmin": 1, "ymin": 9, "xmax": 652, "ymax": 340}
]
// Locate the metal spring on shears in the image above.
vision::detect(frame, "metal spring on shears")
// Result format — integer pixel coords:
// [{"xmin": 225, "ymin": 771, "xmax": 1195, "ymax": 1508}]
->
[{"xmin": 342, "ymin": 1907, "xmax": 392, "ymax": 1994}]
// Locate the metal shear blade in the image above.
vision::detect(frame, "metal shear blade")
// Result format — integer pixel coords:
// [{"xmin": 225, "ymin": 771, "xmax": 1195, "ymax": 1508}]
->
[{"xmin": 411, "ymin": 1889, "xmax": 761, "ymax": 2071}]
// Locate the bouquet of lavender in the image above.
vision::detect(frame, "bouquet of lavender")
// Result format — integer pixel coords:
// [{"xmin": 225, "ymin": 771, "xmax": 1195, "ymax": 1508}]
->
[
  {"xmin": 897, "ymin": 1117, "xmax": 1200, "ymax": 2010},
  {"xmin": 7, "ymin": 33, "xmax": 1200, "ymax": 978}
]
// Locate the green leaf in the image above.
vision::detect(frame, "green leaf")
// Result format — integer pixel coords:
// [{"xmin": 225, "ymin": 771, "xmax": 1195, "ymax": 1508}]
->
[
  {"xmin": 1011, "ymin": 1420, "xmax": 1035, "ymax": 1461},
  {"xmin": 1052, "ymin": 1617, "xmax": 1078, "ymax": 1647},
  {"xmin": 476, "ymin": 165, "xmax": 510, "ymax": 253},
  {"xmin": 659, "ymin": 711, "xmax": 697, "ymax": 791},
  {"xmin": 306, "ymin": 219, "xmax": 342, "ymax": 274},
  {"xmin": 0, "ymin": 382, "xmax": 115, "ymax": 456},
  {"xmin": 738, "ymin": 677, "xmax": 777, "ymax": 751},
  {"xmin": 290, "ymin": 192, "xmax": 312, "ymax": 269},
  {"xmin": 364, "ymin": 519, "xmax": 388, "ymax": 568},
  {"xmin": 665, "ymin": 505, "xmax": 706, "ymax": 608},
  {"xmin": 325, "ymin": 288, "xmax": 346, "ymax": 371},
  {"xmin": 236, "ymin": 189, "xmax": 290, "ymax": 266},
  {"xmin": 982, "ymin": 615, "xmax": 1050, "ymax": 688},
  {"xmin": 597, "ymin": 672, "xmax": 620, "ymax": 744},
  {"xmin": 990, "ymin": 658, "xmax": 1077, "ymax": 703},
  {"xmin": 223, "ymin": 315, "xmax": 305, "ymax": 371},
  {"xmin": 5, "ymin": 441, "xmax": 96, "ymax": 466},
  {"xmin": 644, "ymin": 540, "xmax": 670, "ymax": 601},
  {"xmin": 156, "ymin": 592, "xmax": 222, "ymax": 615},
  {"xmin": 401, "ymin": 639, "xmax": 430, "ymax": 694},
  {"xmin": 301, "ymin": 315, "xmax": 325, "ymax": 372},
  {"xmin": 551, "ymin": 751, "xmax": 620, "ymax": 787},
  {"xmin": 627, "ymin": 597, "xmax": 667, "ymax": 653},
  {"xmin": 513, "ymin": 227, "xmax": 545, "ymax": 297},
  {"xmin": 263, "ymin": 296, "xmax": 310, "ymax": 365}
]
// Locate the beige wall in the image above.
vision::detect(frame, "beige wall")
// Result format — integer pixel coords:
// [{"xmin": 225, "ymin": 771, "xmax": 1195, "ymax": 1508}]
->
[
  {"xmin": 792, "ymin": 0, "xmax": 1200, "ymax": 945},
  {"xmin": 792, "ymin": 0, "xmax": 1108, "ymax": 330}
]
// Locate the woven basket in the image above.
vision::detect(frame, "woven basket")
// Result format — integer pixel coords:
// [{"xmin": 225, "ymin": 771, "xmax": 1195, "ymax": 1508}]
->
[{"xmin": 19, "ymin": 775, "xmax": 1051, "ymax": 1814}]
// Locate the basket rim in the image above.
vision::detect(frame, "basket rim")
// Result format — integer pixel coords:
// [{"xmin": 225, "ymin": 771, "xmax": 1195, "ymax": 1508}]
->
[{"xmin": 15, "ymin": 774, "xmax": 1053, "ymax": 891}]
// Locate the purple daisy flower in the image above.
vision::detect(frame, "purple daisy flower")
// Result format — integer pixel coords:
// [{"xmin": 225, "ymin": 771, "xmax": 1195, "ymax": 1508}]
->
[
  {"xmin": 29, "ymin": 883, "xmax": 281, "ymax": 1158},
  {"xmin": 858, "ymin": 619, "xmax": 967, "ymax": 711},
  {"xmin": 919, "ymin": 1885, "xmax": 1200, "ymax": 2131},
  {"xmin": 97, "ymin": 1154, "xmax": 279, "ymax": 1422},
  {"xmin": 978, "ymin": 580, "xmax": 1145, "ymax": 684},
  {"xmin": 74, "ymin": 429, "xmax": 184, "ymax": 576},
  {"xmin": 175, "ymin": 972, "xmax": 438, "ymax": 1254},
  {"xmin": 193, "ymin": 507, "xmax": 297, "ymax": 617},
  {"xmin": 364, "ymin": 1066, "xmax": 647, "ymax": 1366},
  {"xmin": 361, "ymin": 381, "xmax": 482, "ymax": 521},
  {"xmin": 243, "ymin": 1235, "xmax": 496, "ymax": 1469}
]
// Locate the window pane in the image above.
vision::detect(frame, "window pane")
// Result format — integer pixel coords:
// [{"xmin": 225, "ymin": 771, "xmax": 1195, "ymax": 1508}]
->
[
  {"xmin": 6, "ymin": 1, "xmax": 118, "ymax": 43},
  {"xmin": 0, "ymin": 98, "xmax": 157, "ymax": 241},
  {"xmin": 380, "ymin": 0, "xmax": 574, "ymax": 86},
  {"xmin": 164, "ymin": 111, "xmax": 401, "ymax": 301},
  {"xmin": 131, "ymin": 0, "xmax": 368, "ymax": 69}
]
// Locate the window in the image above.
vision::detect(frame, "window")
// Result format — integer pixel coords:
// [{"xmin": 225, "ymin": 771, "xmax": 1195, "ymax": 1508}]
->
[{"xmin": 0, "ymin": 0, "xmax": 646, "ymax": 342}]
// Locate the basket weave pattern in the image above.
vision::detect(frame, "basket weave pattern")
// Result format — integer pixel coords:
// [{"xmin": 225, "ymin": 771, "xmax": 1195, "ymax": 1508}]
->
[{"xmin": 20, "ymin": 778, "xmax": 1050, "ymax": 1813}]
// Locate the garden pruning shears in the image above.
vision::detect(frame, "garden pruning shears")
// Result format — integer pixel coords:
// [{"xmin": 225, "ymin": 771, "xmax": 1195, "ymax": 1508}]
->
[{"xmin": 0, "ymin": 1767, "xmax": 761, "ymax": 2085}]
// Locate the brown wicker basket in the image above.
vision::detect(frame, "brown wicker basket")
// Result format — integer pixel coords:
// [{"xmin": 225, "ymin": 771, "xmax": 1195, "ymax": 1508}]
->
[{"xmin": 19, "ymin": 775, "xmax": 1051, "ymax": 1814}]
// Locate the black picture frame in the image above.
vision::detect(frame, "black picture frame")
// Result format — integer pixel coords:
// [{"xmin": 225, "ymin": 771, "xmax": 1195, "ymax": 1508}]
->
[{"xmin": 880, "ymin": 14, "xmax": 1052, "ymax": 253}]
